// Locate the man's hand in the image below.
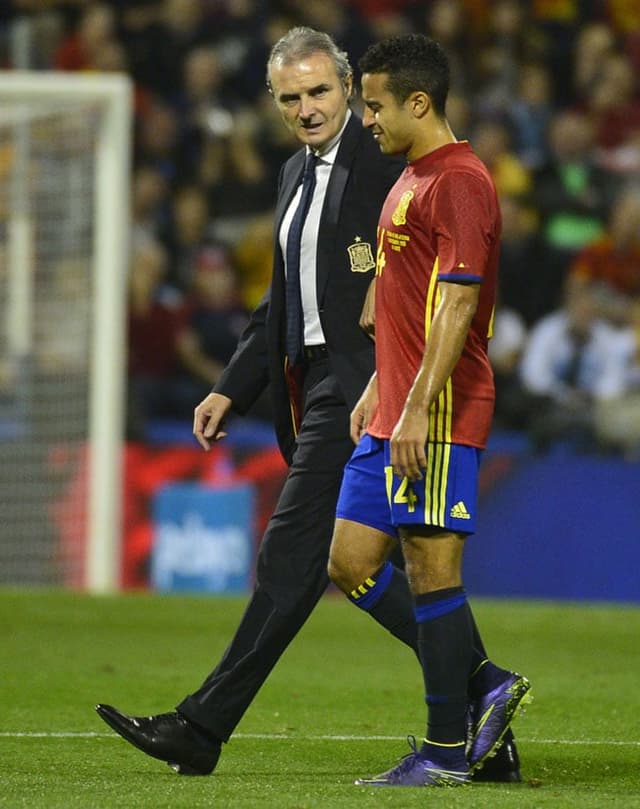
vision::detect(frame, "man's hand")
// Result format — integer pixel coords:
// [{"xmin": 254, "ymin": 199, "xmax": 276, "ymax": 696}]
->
[
  {"xmin": 350, "ymin": 374, "xmax": 378, "ymax": 444},
  {"xmin": 359, "ymin": 277, "xmax": 376, "ymax": 339},
  {"xmin": 390, "ymin": 403, "xmax": 428, "ymax": 481},
  {"xmin": 193, "ymin": 392, "xmax": 233, "ymax": 451}
]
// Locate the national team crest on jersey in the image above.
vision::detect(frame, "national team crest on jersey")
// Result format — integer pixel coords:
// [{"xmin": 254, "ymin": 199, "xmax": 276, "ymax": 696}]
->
[
  {"xmin": 347, "ymin": 236, "xmax": 376, "ymax": 272},
  {"xmin": 391, "ymin": 188, "xmax": 414, "ymax": 226}
]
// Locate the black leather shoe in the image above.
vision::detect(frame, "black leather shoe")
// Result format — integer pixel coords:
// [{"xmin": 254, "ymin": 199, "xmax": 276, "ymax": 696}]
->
[
  {"xmin": 95, "ymin": 704, "xmax": 221, "ymax": 775},
  {"xmin": 471, "ymin": 734, "xmax": 521, "ymax": 783}
]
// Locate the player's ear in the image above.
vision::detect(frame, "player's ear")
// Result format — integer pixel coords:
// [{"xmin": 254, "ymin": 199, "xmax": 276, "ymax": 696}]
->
[{"xmin": 409, "ymin": 91, "xmax": 430, "ymax": 119}]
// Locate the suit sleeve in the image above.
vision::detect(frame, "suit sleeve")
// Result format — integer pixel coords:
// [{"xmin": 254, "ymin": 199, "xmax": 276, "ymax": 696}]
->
[{"xmin": 213, "ymin": 289, "xmax": 271, "ymax": 414}]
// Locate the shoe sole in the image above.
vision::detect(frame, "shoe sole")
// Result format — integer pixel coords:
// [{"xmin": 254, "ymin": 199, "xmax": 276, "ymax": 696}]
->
[{"xmin": 469, "ymin": 677, "xmax": 532, "ymax": 773}]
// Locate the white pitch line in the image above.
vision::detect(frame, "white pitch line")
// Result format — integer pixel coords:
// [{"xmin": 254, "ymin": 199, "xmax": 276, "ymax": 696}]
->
[{"xmin": 1, "ymin": 732, "xmax": 639, "ymax": 746}]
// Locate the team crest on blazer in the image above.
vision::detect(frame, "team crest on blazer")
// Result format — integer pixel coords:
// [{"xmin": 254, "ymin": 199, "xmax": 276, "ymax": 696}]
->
[
  {"xmin": 391, "ymin": 188, "xmax": 415, "ymax": 226},
  {"xmin": 347, "ymin": 236, "xmax": 375, "ymax": 272}
]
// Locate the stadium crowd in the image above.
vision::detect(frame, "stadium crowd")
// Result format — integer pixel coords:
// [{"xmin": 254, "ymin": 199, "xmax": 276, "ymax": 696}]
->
[{"xmin": 2, "ymin": 0, "xmax": 640, "ymax": 456}]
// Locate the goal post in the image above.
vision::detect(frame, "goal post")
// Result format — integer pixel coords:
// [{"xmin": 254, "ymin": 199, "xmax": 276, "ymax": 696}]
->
[{"xmin": 0, "ymin": 71, "xmax": 132, "ymax": 592}]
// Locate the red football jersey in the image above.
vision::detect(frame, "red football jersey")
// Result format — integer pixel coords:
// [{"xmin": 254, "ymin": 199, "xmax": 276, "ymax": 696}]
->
[{"xmin": 368, "ymin": 141, "xmax": 500, "ymax": 448}]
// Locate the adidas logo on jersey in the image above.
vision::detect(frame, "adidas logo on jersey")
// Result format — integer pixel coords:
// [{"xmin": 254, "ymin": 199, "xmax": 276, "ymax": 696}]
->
[{"xmin": 450, "ymin": 501, "xmax": 471, "ymax": 520}]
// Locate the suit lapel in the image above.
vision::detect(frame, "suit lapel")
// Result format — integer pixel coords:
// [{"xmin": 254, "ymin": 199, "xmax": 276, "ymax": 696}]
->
[
  {"xmin": 316, "ymin": 113, "xmax": 362, "ymax": 305},
  {"xmin": 274, "ymin": 150, "xmax": 306, "ymax": 241},
  {"xmin": 271, "ymin": 150, "xmax": 306, "ymax": 317}
]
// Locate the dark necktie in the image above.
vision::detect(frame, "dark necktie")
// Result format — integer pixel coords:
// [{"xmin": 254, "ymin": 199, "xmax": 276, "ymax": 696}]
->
[{"xmin": 285, "ymin": 150, "xmax": 317, "ymax": 366}]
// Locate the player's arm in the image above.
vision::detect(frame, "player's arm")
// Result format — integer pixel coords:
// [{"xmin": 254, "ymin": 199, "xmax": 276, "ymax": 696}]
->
[
  {"xmin": 390, "ymin": 281, "xmax": 479, "ymax": 480},
  {"xmin": 350, "ymin": 372, "xmax": 378, "ymax": 445},
  {"xmin": 359, "ymin": 277, "xmax": 376, "ymax": 339}
]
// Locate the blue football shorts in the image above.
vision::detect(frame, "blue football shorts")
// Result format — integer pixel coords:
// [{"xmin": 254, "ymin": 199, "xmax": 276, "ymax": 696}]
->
[{"xmin": 335, "ymin": 432, "xmax": 481, "ymax": 536}]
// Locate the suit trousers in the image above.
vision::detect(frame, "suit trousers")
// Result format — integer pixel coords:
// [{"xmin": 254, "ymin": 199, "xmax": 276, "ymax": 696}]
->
[{"xmin": 177, "ymin": 357, "xmax": 356, "ymax": 742}]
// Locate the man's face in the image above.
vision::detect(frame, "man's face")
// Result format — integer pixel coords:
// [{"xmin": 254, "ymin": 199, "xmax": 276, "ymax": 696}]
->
[
  {"xmin": 361, "ymin": 72, "xmax": 412, "ymax": 157},
  {"xmin": 269, "ymin": 51, "xmax": 352, "ymax": 150}
]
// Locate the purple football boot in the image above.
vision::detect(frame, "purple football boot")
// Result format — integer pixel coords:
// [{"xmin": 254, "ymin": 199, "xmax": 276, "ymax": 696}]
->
[
  {"xmin": 467, "ymin": 672, "xmax": 532, "ymax": 771},
  {"xmin": 355, "ymin": 736, "xmax": 470, "ymax": 788}
]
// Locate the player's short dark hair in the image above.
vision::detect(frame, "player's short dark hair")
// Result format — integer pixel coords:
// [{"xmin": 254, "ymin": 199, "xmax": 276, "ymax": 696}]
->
[{"xmin": 358, "ymin": 34, "xmax": 450, "ymax": 116}]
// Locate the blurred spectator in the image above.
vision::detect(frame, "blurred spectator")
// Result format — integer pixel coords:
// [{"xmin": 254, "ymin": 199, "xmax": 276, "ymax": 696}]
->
[
  {"xmin": 498, "ymin": 193, "xmax": 552, "ymax": 324},
  {"xmin": 507, "ymin": 61, "xmax": 553, "ymax": 170},
  {"xmin": 567, "ymin": 188, "xmax": 640, "ymax": 328},
  {"xmin": 118, "ymin": 0, "xmax": 216, "ymax": 101},
  {"xmin": 172, "ymin": 45, "xmax": 234, "ymax": 183},
  {"xmin": 198, "ymin": 106, "xmax": 277, "ymax": 226},
  {"xmin": 584, "ymin": 51, "xmax": 640, "ymax": 175},
  {"xmin": 530, "ymin": 0, "xmax": 585, "ymax": 107},
  {"xmin": 281, "ymin": 0, "xmax": 375, "ymax": 74},
  {"xmin": 594, "ymin": 331, "xmax": 640, "ymax": 458},
  {"xmin": 232, "ymin": 210, "xmax": 275, "ymax": 310},
  {"xmin": 160, "ymin": 183, "xmax": 214, "ymax": 292},
  {"xmin": 473, "ymin": 0, "xmax": 548, "ymax": 119},
  {"xmin": 471, "ymin": 118, "xmax": 532, "ymax": 198},
  {"xmin": 489, "ymin": 297, "xmax": 530, "ymax": 431},
  {"xmin": 519, "ymin": 283, "xmax": 634, "ymax": 451},
  {"xmin": 126, "ymin": 240, "xmax": 189, "ymax": 438},
  {"xmin": 175, "ymin": 250, "xmax": 250, "ymax": 407},
  {"xmin": 53, "ymin": 2, "xmax": 117, "ymax": 71},
  {"xmin": 131, "ymin": 163, "xmax": 170, "ymax": 251},
  {"xmin": 534, "ymin": 110, "xmax": 615, "ymax": 299},
  {"xmin": 206, "ymin": 0, "xmax": 275, "ymax": 104},
  {"xmin": 416, "ymin": 0, "xmax": 474, "ymax": 95},
  {"xmin": 571, "ymin": 21, "xmax": 616, "ymax": 106},
  {"xmin": 230, "ymin": 11, "xmax": 298, "ymax": 104},
  {"xmin": 135, "ymin": 99, "xmax": 181, "ymax": 184}
]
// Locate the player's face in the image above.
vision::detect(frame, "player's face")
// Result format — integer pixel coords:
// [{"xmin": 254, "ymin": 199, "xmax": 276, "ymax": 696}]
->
[
  {"xmin": 361, "ymin": 72, "xmax": 414, "ymax": 158},
  {"xmin": 269, "ymin": 52, "xmax": 352, "ymax": 150}
]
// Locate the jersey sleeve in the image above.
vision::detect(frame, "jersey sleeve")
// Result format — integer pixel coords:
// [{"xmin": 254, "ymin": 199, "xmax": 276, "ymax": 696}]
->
[{"xmin": 431, "ymin": 171, "xmax": 498, "ymax": 283}]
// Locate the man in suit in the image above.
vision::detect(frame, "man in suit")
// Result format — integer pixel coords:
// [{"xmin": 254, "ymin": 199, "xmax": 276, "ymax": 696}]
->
[{"xmin": 96, "ymin": 27, "xmax": 520, "ymax": 782}]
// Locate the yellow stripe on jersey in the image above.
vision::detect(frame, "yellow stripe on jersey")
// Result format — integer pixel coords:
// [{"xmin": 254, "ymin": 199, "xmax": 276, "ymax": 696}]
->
[
  {"xmin": 487, "ymin": 303, "xmax": 495, "ymax": 339},
  {"xmin": 376, "ymin": 226, "xmax": 386, "ymax": 277},
  {"xmin": 424, "ymin": 258, "xmax": 454, "ymax": 444},
  {"xmin": 424, "ymin": 256, "xmax": 439, "ymax": 343}
]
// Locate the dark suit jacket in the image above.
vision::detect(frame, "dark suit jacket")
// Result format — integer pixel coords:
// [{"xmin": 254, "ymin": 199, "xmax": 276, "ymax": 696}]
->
[{"xmin": 214, "ymin": 113, "xmax": 404, "ymax": 464}]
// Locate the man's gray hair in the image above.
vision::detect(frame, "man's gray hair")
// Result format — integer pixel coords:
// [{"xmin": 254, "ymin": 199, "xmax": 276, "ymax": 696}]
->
[{"xmin": 266, "ymin": 26, "xmax": 352, "ymax": 92}]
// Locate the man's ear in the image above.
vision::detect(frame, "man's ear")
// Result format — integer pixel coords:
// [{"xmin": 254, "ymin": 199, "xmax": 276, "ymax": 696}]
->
[{"xmin": 344, "ymin": 73, "xmax": 354, "ymax": 99}]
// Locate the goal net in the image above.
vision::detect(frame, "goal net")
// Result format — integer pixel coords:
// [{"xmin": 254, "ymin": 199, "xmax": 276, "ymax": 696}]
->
[{"xmin": 0, "ymin": 72, "xmax": 131, "ymax": 592}]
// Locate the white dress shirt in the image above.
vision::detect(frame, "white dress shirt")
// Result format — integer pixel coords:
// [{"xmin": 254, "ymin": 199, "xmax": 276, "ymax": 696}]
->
[{"xmin": 279, "ymin": 110, "xmax": 352, "ymax": 346}]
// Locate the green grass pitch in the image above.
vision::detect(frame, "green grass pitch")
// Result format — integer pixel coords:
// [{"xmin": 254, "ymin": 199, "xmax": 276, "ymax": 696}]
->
[{"xmin": 2, "ymin": 588, "xmax": 640, "ymax": 808}]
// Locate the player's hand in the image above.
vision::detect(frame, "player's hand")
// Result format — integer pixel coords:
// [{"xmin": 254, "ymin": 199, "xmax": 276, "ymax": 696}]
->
[
  {"xmin": 390, "ymin": 406, "xmax": 427, "ymax": 481},
  {"xmin": 350, "ymin": 374, "xmax": 378, "ymax": 444},
  {"xmin": 359, "ymin": 278, "xmax": 376, "ymax": 340},
  {"xmin": 193, "ymin": 392, "xmax": 232, "ymax": 451}
]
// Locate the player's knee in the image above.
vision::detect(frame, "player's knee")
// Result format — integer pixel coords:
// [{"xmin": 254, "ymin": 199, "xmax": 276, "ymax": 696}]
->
[
  {"xmin": 328, "ymin": 543, "xmax": 382, "ymax": 595},
  {"xmin": 327, "ymin": 548, "xmax": 350, "ymax": 593},
  {"xmin": 327, "ymin": 537, "xmax": 364, "ymax": 594}
]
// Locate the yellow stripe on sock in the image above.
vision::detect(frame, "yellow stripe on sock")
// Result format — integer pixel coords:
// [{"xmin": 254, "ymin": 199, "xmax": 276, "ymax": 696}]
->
[{"xmin": 424, "ymin": 739, "xmax": 466, "ymax": 748}]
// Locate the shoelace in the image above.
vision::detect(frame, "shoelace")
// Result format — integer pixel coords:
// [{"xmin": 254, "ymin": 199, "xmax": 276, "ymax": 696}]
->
[{"xmin": 391, "ymin": 735, "xmax": 423, "ymax": 776}]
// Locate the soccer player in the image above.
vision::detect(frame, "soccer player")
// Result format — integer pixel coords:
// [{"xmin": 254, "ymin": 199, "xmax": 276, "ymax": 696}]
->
[{"xmin": 328, "ymin": 34, "xmax": 531, "ymax": 787}]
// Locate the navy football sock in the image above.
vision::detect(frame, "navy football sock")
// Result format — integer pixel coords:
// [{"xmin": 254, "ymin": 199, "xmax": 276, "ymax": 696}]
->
[
  {"xmin": 414, "ymin": 587, "xmax": 472, "ymax": 746},
  {"xmin": 348, "ymin": 562, "xmax": 418, "ymax": 653}
]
